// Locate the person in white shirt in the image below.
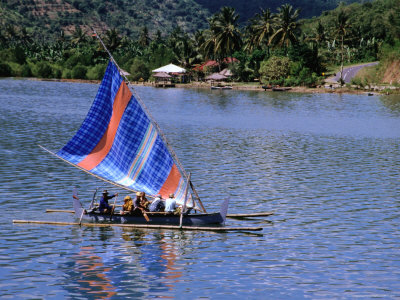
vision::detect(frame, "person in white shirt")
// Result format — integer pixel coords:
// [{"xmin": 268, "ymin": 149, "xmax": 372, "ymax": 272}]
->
[{"xmin": 164, "ymin": 193, "xmax": 176, "ymax": 212}]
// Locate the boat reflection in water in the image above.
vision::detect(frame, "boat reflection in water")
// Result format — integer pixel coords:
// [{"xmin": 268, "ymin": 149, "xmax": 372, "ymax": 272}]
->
[
  {"xmin": 160, "ymin": 233, "xmax": 182, "ymax": 287},
  {"xmin": 120, "ymin": 229, "xmax": 184, "ymax": 295},
  {"xmin": 69, "ymin": 246, "xmax": 117, "ymax": 299},
  {"xmin": 63, "ymin": 228, "xmax": 186, "ymax": 297}
]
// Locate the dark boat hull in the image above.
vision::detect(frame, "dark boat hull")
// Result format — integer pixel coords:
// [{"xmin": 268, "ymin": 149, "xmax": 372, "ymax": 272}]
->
[{"xmin": 73, "ymin": 198, "xmax": 228, "ymax": 226}]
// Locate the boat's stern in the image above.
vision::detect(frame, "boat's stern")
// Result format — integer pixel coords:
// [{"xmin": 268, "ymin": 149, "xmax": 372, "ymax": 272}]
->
[{"xmin": 219, "ymin": 199, "xmax": 230, "ymax": 225}]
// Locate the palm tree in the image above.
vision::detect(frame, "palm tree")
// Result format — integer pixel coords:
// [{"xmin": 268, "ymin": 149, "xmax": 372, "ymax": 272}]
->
[
  {"xmin": 304, "ymin": 21, "xmax": 326, "ymax": 59},
  {"xmin": 193, "ymin": 30, "xmax": 206, "ymax": 60},
  {"xmin": 213, "ymin": 7, "xmax": 242, "ymax": 61},
  {"xmin": 71, "ymin": 25, "xmax": 87, "ymax": 45},
  {"xmin": 245, "ymin": 8, "xmax": 274, "ymax": 56},
  {"xmin": 103, "ymin": 28, "xmax": 122, "ymax": 52},
  {"xmin": 315, "ymin": 21, "xmax": 326, "ymax": 46},
  {"xmin": 269, "ymin": 4, "xmax": 300, "ymax": 53},
  {"xmin": 138, "ymin": 26, "xmax": 150, "ymax": 47},
  {"xmin": 153, "ymin": 30, "xmax": 163, "ymax": 44},
  {"xmin": 167, "ymin": 26, "xmax": 183, "ymax": 50},
  {"xmin": 19, "ymin": 27, "xmax": 33, "ymax": 46},
  {"xmin": 5, "ymin": 24, "xmax": 17, "ymax": 44},
  {"xmin": 336, "ymin": 9, "xmax": 350, "ymax": 85},
  {"xmin": 200, "ymin": 15, "xmax": 219, "ymax": 61},
  {"xmin": 201, "ymin": 7, "xmax": 241, "ymax": 71},
  {"xmin": 174, "ymin": 33, "xmax": 196, "ymax": 68}
]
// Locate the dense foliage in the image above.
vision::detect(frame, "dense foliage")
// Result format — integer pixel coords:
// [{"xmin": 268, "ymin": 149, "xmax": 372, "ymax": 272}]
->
[
  {"xmin": 1, "ymin": 0, "xmax": 370, "ymax": 41},
  {"xmin": 197, "ymin": 0, "xmax": 369, "ymax": 20},
  {"xmin": 0, "ymin": 0, "xmax": 399, "ymax": 87},
  {"xmin": 302, "ymin": 0, "xmax": 400, "ymax": 63},
  {"xmin": 0, "ymin": 0, "xmax": 209, "ymax": 40}
]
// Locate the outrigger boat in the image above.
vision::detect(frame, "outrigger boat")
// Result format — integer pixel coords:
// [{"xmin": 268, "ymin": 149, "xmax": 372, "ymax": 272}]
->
[
  {"xmin": 73, "ymin": 193, "xmax": 229, "ymax": 226},
  {"xmin": 40, "ymin": 33, "xmax": 230, "ymax": 228}
]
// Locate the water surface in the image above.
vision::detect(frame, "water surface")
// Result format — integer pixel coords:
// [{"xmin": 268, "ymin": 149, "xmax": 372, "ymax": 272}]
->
[{"xmin": 1, "ymin": 79, "xmax": 400, "ymax": 299}]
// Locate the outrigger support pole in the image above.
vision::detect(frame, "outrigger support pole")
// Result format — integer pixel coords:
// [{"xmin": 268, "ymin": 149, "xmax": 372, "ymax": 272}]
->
[
  {"xmin": 180, "ymin": 173, "xmax": 191, "ymax": 228},
  {"xmin": 73, "ymin": 189, "xmax": 85, "ymax": 225},
  {"xmin": 190, "ymin": 181, "xmax": 206, "ymax": 213},
  {"xmin": 92, "ymin": 28, "xmax": 207, "ymax": 212},
  {"xmin": 89, "ymin": 188, "xmax": 98, "ymax": 210}
]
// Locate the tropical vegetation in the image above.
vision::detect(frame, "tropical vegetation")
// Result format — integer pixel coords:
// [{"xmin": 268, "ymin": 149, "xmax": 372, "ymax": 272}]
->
[
  {"xmin": 0, "ymin": 0, "xmax": 399, "ymax": 87},
  {"xmin": 0, "ymin": 0, "xmax": 371, "ymax": 41}
]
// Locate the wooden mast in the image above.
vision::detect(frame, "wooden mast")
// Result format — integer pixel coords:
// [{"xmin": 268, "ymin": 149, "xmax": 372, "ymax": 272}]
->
[{"xmin": 92, "ymin": 28, "xmax": 207, "ymax": 212}]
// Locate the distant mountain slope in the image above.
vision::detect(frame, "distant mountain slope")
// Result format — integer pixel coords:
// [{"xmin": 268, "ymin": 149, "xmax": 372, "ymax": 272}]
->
[
  {"xmin": 0, "ymin": 0, "xmax": 369, "ymax": 40},
  {"xmin": 0, "ymin": 0, "xmax": 210, "ymax": 39},
  {"xmin": 194, "ymin": 0, "xmax": 369, "ymax": 20}
]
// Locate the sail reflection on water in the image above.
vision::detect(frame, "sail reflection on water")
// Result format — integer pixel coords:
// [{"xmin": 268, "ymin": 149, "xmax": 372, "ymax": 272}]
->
[
  {"xmin": 160, "ymin": 232, "xmax": 184, "ymax": 286},
  {"xmin": 69, "ymin": 246, "xmax": 117, "ymax": 299},
  {"xmin": 120, "ymin": 229, "xmax": 185, "ymax": 293}
]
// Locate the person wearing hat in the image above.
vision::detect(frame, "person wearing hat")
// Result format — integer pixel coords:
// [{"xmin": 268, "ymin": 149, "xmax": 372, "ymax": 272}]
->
[
  {"xmin": 121, "ymin": 195, "xmax": 133, "ymax": 215},
  {"xmin": 133, "ymin": 191, "xmax": 142, "ymax": 209},
  {"xmin": 139, "ymin": 192, "xmax": 150, "ymax": 210},
  {"xmin": 131, "ymin": 191, "xmax": 151, "ymax": 218},
  {"xmin": 149, "ymin": 195, "xmax": 165, "ymax": 212},
  {"xmin": 99, "ymin": 190, "xmax": 118, "ymax": 213},
  {"xmin": 165, "ymin": 193, "xmax": 176, "ymax": 213}
]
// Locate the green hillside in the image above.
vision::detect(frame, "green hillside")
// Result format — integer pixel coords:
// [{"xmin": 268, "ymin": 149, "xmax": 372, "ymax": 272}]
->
[
  {"xmin": 0, "ymin": 0, "xmax": 210, "ymax": 40},
  {"xmin": 1, "ymin": 0, "xmax": 399, "ymax": 88},
  {"xmin": 302, "ymin": 0, "xmax": 400, "ymax": 44},
  {"xmin": 1, "ymin": 0, "xmax": 369, "ymax": 40},
  {"xmin": 196, "ymin": 0, "xmax": 368, "ymax": 20}
]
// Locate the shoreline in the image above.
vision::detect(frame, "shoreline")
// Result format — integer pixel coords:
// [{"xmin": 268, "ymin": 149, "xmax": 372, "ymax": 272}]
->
[{"xmin": 12, "ymin": 76, "xmax": 400, "ymax": 95}]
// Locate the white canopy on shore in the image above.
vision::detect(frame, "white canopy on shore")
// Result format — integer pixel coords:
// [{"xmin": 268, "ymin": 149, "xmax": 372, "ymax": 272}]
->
[{"xmin": 152, "ymin": 63, "xmax": 186, "ymax": 74}]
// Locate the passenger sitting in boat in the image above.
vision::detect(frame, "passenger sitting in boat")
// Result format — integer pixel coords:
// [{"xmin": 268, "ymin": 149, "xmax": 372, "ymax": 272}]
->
[
  {"xmin": 121, "ymin": 195, "xmax": 133, "ymax": 214},
  {"xmin": 149, "ymin": 195, "xmax": 165, "ymax": 212},
  {"xmin": 140, "ymin": 192, "xmax": 150, "ymax": 211},
  {"xmin": 133, "ymin": 191, "xmax": 150, "ymax": 214},
  {"xmin": 133, "ymin": 192, "xmax": 142, "ymax": 209},
  {"xmin": 99, "ymin": 190, "xmax": 118, "ymax": 213},
  {"xmin": 165, "ymin": 193, "xmax": 176, "ymax": 213}
]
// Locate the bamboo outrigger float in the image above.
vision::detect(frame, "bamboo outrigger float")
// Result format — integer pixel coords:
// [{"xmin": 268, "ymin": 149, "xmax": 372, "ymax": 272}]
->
[{"xmin": 13, "ymin": 219, "xmax": 263, "ymax": 232}]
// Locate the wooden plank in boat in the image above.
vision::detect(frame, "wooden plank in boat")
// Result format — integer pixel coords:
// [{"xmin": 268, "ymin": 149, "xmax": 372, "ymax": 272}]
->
[{"xmin": 46, "ymin": 209, "xmax": 275, "ymax": 218}]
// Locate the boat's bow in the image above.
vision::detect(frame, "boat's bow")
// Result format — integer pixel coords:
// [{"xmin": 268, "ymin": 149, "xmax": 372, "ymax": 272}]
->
[{"xmin": 219, "ymin": 199, "xmax": 230, "ymax": 225}]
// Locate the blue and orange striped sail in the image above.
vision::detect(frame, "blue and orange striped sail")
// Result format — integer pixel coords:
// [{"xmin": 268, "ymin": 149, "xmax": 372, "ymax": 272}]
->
[{"xmin": 56, "ymin": 61, "xmax": 187, "ymax": 202}]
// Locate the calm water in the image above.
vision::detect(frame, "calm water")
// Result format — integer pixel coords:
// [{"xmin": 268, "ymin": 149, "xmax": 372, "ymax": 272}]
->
[{"xmin": 1, "ymin": 78, "xmax": 400, "ymax": 299}]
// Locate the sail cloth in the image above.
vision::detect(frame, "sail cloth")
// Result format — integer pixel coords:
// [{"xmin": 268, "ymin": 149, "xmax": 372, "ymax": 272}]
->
[{"xmin": 56, "ymin": 61, "xmax": 188, "ymax": 202}]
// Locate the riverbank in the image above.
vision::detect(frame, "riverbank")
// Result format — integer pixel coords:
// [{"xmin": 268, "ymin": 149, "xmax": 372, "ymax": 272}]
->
[
  {"xmin": 19, "ymin": 77, "xmax": 400, "ymax": 94},
  {"xmin": 144, "ymin": 80, "xmax": 400, "ymax": 95}
]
